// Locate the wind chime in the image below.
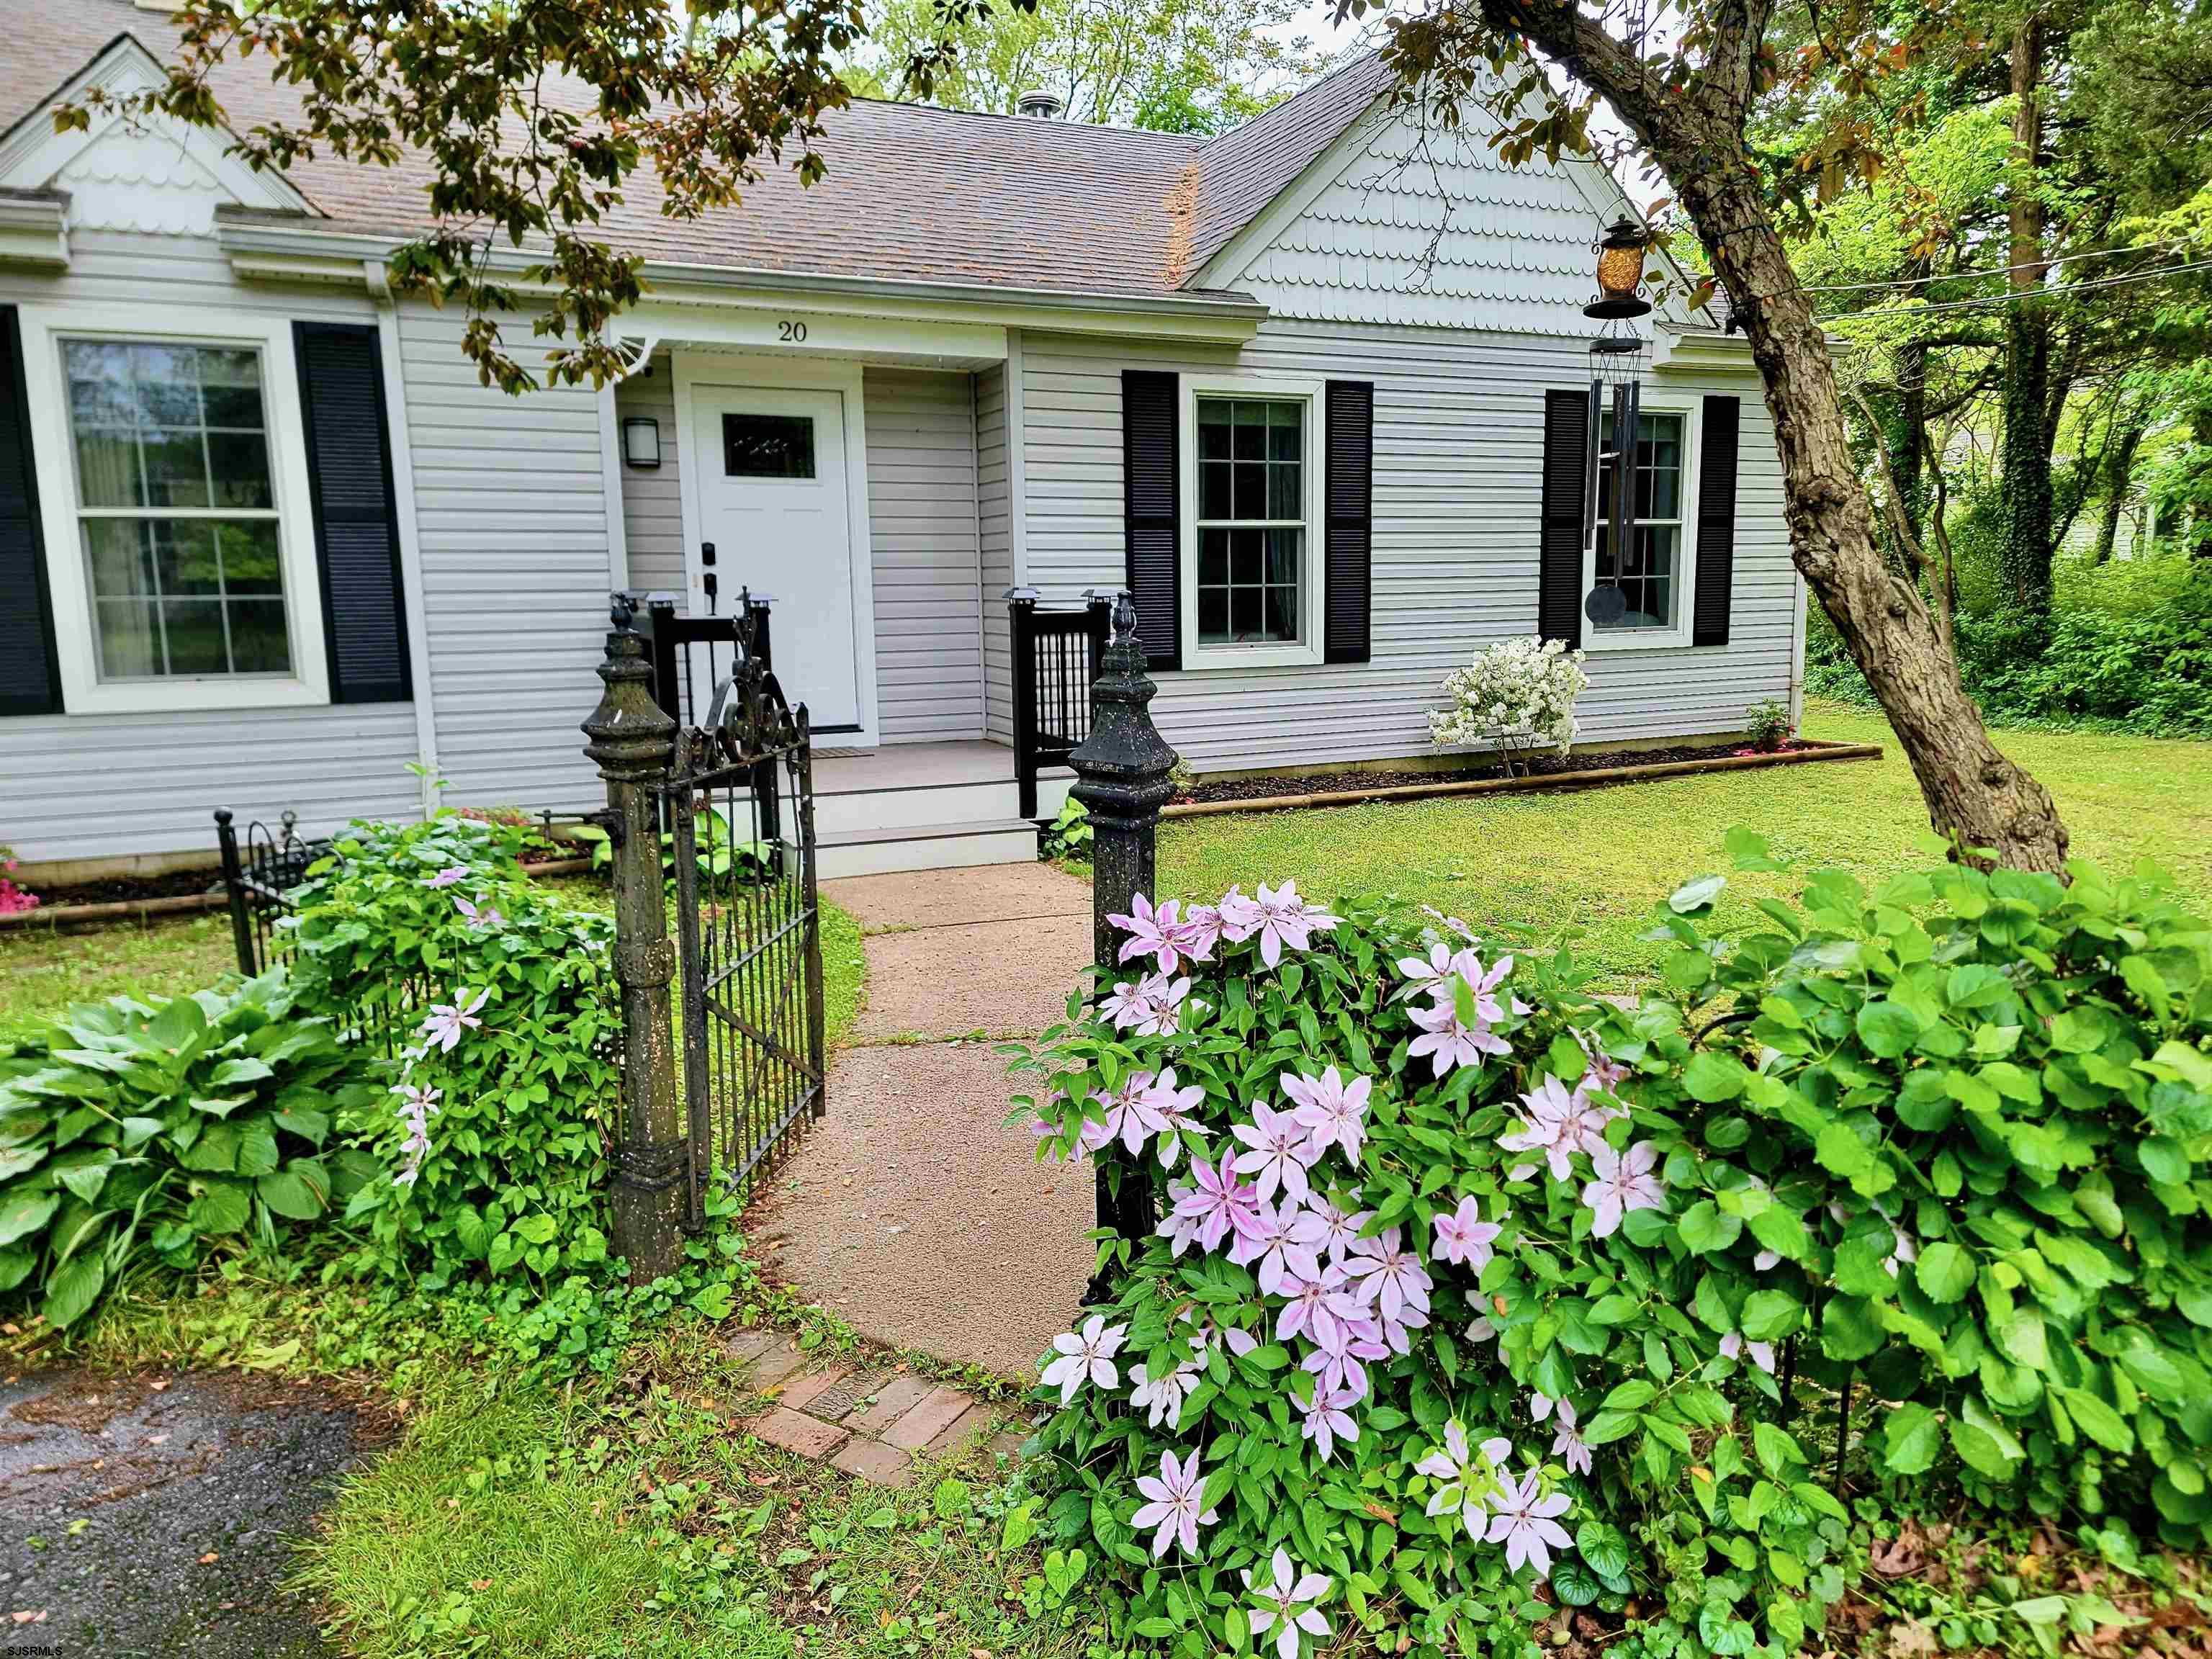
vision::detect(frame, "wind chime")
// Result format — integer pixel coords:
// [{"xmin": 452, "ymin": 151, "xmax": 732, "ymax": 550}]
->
[{"xmin": 1583, "ymin": 216, "xmax": 1654, "ymax": 630}]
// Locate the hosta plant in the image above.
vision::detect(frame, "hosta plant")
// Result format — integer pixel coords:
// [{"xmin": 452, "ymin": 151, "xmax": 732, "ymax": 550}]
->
[{"xmin": 0, "ymin": 974, "xmax": 379, "ymax": 1328}]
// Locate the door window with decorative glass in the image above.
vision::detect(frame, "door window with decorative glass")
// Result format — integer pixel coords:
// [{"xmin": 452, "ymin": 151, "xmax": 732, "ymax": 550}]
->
[
  {"xmin": 1195, "ymin": 397, "xmax": 1305, "ymax": 645},
  {"xmin": 63, "ymin": 340, "xmax": 292, "ymax": 680},
  {"xmin": 1592, "ymin": 409, "xmax": 1687, "ymax": 634}
]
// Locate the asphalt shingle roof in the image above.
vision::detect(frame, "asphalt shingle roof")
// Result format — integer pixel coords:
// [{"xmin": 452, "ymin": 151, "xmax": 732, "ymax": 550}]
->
[{"xmin": 4, "ymin": 0, "xmax": 1392, "ymax": 303}]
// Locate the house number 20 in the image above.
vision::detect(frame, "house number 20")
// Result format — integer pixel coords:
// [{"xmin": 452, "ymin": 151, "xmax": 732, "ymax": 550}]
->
[{"xmin": 777, "ymin": 320, "xmax": 807, "ymax": 342}]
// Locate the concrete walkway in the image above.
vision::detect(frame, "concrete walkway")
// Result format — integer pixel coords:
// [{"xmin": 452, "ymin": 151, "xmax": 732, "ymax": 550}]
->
[{"xmin": 743, "ymin": 863, "xmax": 1097, "ymax": 1377}]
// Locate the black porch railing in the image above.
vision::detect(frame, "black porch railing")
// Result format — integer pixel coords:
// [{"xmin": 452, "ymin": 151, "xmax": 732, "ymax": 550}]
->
[
  {"xmin": 1007, "ymin": 588, "xmax": 1112, "ymax": 820},
  {"xmin": 642, "ymin": 592, "xmax": 773, "ymax": 729}
]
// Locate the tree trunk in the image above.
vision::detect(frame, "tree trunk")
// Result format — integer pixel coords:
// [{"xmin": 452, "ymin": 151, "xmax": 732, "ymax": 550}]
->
[
  {"xmin": 1999, "ymin": 17, "xmax": 2055, "ymax": 615},
  {"xmin": 1894, "ymin": 335, "xmax": 1928, "ymax": 549},
  {"xmin": 1665, "ymin": 145, "xmax": 2069, "ymax": 872},
  {"xmin": 2092, "ymin": 419, "xmax": 2145, "ymax": 565}
]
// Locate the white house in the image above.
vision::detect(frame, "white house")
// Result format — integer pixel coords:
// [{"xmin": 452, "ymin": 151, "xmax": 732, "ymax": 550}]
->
[{"xmin": 0, "ymin": 0, "xmax": 1804, "ymax": 878}]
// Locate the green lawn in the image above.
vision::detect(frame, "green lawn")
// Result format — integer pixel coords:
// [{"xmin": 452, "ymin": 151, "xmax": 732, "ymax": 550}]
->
[{"xmin": 1156, "ymin": 700, "xmax": 2212, "ymax": 987}]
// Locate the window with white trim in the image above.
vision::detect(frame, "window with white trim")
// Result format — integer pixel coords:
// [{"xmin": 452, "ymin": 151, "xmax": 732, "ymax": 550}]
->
[
  {"xmin": 1586, "ymin": 403, "xmax": 1698, "ymax": 645},
  {"xmin": 1195, "ymin": 396, "xmax": 1305, "ymax": 645},
  {"xmin": 63, "ymin": 339, "xmax": 292, "ymax": 680}
]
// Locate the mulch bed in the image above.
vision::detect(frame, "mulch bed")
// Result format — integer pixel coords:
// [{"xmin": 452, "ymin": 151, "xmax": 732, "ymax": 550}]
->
[
  {"xmin": 1174, "ymin": 739, "xmax": 1820, "ymax": 806},
  {"xmin": 22, "ymin": 868, "xmax": 226, "ymax": 909}
]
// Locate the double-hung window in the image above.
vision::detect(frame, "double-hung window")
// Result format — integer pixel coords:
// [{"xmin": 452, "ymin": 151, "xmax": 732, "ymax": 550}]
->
[
  {"xmin": 19, "ymin": 307, "xmax": 329, "ymax": 714},
  {"xmin": 1180, "ymin": 377, "xmax": 1325, "ymax": 668},
  {"xmin": 66, "ymin": 340, "xmax": 291, "ymax": 680},
  {"xmin": 1585, "ymin": 400, "xmax": 1699, "ymax": 647}
]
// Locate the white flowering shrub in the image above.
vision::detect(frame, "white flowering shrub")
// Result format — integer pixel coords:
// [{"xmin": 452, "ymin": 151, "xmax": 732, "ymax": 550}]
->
[{"xmin": 1427, "ymin": 635, "xmax": 1589, "ymax": 756}]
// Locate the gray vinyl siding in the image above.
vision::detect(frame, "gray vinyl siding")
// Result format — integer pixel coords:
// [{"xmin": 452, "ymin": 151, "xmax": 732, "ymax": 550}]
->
[
  {"xmin": 395, "ymin": 305, "xmax": 610, "ymax": 809},
  {"xmin": 0, "ymin": 231, "xmax": 420, "ymax": 864},
  {"xmin": 976, "ymin": 364, "xmax": 1014, "ymax": 744},
  {"xmin": 1015, "ymin": 319, "xmax": 1795, "ymax": 773},
  {"xmin": 613, "ymin": 359, "xmax": 685, "ymax": 600},
  {"xmin": 863, "ymin": 369, "xmax": 984, "ymax": 743}
]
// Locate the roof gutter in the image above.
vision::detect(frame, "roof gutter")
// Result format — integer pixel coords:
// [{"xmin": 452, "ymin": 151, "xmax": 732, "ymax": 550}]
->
[{"xmin": 215, "ymin": 212, "xmax": 1271, "ymax": 342}]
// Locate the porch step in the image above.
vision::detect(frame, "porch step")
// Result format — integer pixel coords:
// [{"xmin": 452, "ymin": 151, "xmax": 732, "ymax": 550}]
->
[
  {"xmin": 813, "ymin": 776, "xmax": 1024, "ymax": 837},
  {"xmin": 816, "ymin": 817, "xmax": 1040, "ymax": 880}
]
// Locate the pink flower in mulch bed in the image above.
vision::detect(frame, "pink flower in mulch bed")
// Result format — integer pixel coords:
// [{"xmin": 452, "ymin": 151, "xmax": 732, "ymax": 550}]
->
[
  {"xmin": 1218, "ymin": 880, "xmax": 1338, "ymax": 968},
  {"xmin": 1485, "ymin": 1470, "xmax": 1574, "ymax": 1577},
  {"xmin": 1130, "ymin": 1448, "xmax": 1217, "ymax": 1559},
  {"xmin": 1169, "ymin": 1155, "xmax": 1259, "ymax": 1254},
  {"xmin": 1432, "ymin": 1195, "xmax": 1503, "ymax": 1272},
  {"xmin": 1231, "ymin": 1100, "xmax": 1321, "ymax": 1205},
  {"xmin": 1581, "ymin": 1141, "xmax": 1667, "ymax": 1238},
  {"xmin": 1040, "ymin": 1313, "xmax": 1126, "ymax": 1406},
  {"xmin": 417, "ymin": 989, "xmax": 489, "ymax": 1053},
  {"xmin": 1407, "ymin": 996, "xmax": 1509, "ymax": 1078},
  {"xmin": 1281, "ymin": 1064, "xmax": 1372, "ymax": 1166}
]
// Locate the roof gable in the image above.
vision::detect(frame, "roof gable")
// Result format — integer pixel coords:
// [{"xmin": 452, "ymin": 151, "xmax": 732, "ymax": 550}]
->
[{"xmin": 0, "ymin": 32, "xmax": 312, "ymax": 237}]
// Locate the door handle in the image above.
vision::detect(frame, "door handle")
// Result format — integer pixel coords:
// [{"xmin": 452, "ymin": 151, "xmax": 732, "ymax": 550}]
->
[{"xmin": 703, "ymin": 571, "xmax": 718, "ymax": 611}]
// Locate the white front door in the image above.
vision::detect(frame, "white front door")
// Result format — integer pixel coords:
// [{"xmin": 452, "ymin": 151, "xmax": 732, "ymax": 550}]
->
[{"xmin": 689, "ymin": 384, "xmax": 861, "ymax": 732}]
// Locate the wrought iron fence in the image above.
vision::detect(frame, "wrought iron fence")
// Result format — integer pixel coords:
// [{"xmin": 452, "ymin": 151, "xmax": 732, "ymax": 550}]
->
[
  {"xmin": 642, "ymin": 592, "xmax": 773, "ymax": 729},
  {"xmin": 662, "ymin": 619, "xmax": 826, "ymax": 1225},
  {"xmin": 1007, "ymin": 588, "xmax": 1112, "ymax": 819},
  {"xmin": 214, "ymin": 807, "xmax": 331, "ymax": 978}
]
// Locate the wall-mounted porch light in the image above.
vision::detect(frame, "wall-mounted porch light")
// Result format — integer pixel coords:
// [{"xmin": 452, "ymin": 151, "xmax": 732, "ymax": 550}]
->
[{"xmin": 622, "ymin": 415, "xmax": 662, "ymax": 469}]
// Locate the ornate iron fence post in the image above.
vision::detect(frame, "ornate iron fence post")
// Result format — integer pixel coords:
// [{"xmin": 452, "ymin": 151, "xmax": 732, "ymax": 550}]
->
[
  {"xmin": 212, "ymin": 809, "xmax": 256, "ymax": 976},
  {"xmin": 1069, "ymin": 590, "xmax": 1178, "ymax": 1299},
  {"xmin": 581, "ymin": 594, "xmax": 687, "ymax": 1280}
]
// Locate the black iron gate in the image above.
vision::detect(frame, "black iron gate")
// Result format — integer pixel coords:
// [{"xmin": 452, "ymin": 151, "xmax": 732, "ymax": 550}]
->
[{"xmin": 662, "ymin": 621, "xmax": 827, "ymax": 1225}]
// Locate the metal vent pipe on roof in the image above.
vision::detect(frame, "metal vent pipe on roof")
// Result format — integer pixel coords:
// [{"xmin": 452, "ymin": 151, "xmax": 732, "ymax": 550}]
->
[{"xmin": 1017, "ymin": 89, "xmax": 1065, "ymax": 118}]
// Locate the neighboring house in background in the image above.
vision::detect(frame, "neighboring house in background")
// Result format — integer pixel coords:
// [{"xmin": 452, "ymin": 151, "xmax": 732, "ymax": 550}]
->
[{"xmin": 0, "ymin": 0, "xmax": 1802, "ymax": 878}]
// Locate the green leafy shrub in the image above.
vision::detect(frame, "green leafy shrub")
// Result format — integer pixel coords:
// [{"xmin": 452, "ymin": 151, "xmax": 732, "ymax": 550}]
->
[
  {"xmin": 283, "ymin": 815, "xmax": 620, "ymax": 1291},
  {"xmin": 1042, "ymin": 796, "xmax": 1094, "ymax": 860},
  {"xmin": 0, "ymin": 975, "xmax": 378, "ymax": 1328},
  {"xmin": 1010, "ymin": 844, "xmax": 2212, "ymax": 1658}
]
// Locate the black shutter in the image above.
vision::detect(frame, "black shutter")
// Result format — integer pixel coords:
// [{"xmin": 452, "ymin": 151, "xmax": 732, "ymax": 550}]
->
[
  {"xmin": 294, "ymin": 321, "xmax": 410, "ymax": 703},
  {"xmin": 1323, "ymin": 379, "xmax": 1373, "ymax": 665},
  {"xmin": 1693, "ymin": 395, "xmax": 1740, "ymax": 647},
  {"xmin": 1122, "ymin": 369, "xmax": 1179, "ymax": 672},
  {"xmin": 1539, "ymin": 387, "xmax": 1589, "ymax": 649},
  {"xmin": 0, "ymin": 306, "xmax": 60, "ymax": 716}
]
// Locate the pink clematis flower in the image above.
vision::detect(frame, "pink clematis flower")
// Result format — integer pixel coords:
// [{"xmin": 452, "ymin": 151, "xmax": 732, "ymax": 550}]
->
[
  {"xmin": 1231, "ymin": 1102, "xmax": 1321, "ymax": 1205},
  {"xmin": 1107, "ymin": 892, "xmax": 1187, "ymax": 975},
  {"xmin": 1157, "ymin": 1180, "xmax": 1202, "ymax": 1256},
  {"xmin": 454, "ymin": 894, "xmax": 505, "ymax": 932},
  {"xmin": 1100, "ymin": 971, "xmax": 1191, "ymax": 1036},
  {"xmin": 1178, "ymin": 1305, "xmax": 1261, "ymax": 1361},
  {"xmin": 1298, "ymin": 1382, "xmax": 1362, "ymax": 1464},
  {"xmin": 1138, "ymin": 1069, "xmax": 1208, "ymax": 1167},
  {"xmin": 1300, "ymin": 1311, "xmax": 1389, "ymax": 1401},
  {"xmin": 1305, "ymin": 1195, "xmax": 1370, "ymax": 1266},
  {"xmin": 1092, "ymin": 1071, "xmax": 1164, "ymax": 1158},
  {"xmin": 1407, "ymin": 996, "xmax": 1511, "ymax": 1078},
  {"xmin": 1341, "ymin": 1226, "xmax": 1432, "ymax": 1325},
  {"xmin": 1040, "ymin": 1314, "xmax": 1126, "ymax": 1406},
  {"xmin": 1394, "ymin": 941, "xmax": 1476, "ymax": 1002},
  {"xmin": 1172, "ymin": 902, "xmax": 1223, "ymax": 965},
  {"xmin": 1549, "ymin": 1399, "xmax": 1592, "ymax": 1475},
  {"xmin": 418, "ymin": 989, "xmax": 489, "ymax": 1053},
  {"xmin": 1230, "ymin": 1200, "xmax": 1326, "ymax": 1295},
  {"xmin": 1485, "ymin": 1470, "xmax": 1573, "ymax": 1577},
  {"xmin": 424, "ymin": 866, "xmax": 468, "ymax": 889},
  {"xmin": 1421, "ymin": 904, "xmax": 1478, "ymax": 940},
  {"xmin": 1281, "ymin": 1065, "xmax": 1372, "ymax": 1166},
  {"xmin": 1577, "ymin": 1034, "xmax": 1630, "ymax": 1094},
  {"xmin": 1130, "ymin": 1448, "xmax": 1217, "ymax": 1559},
  {"xmin": 1218, "ymin": 880, "xmax": 1339, "ymax": 969},
  {"xmin": 1498, "ymin": 1076, "xmax": 1614, "ymax": 1182},
  {"xmin": 1244, "ymin": 1549, "xmax": 1333, "ymax": 1659},
  {"xmin": 392, "ymin": 1082, "xmax": 441, "ymax": 1189},
  {"xmin": 1416, "ymin": 1420, "xmax": 1514, "ymax": 1536},
  {"xmin": 1173, "ymin": 1155, "xmax": 1261, "ymax": 1254},
  {"xmin": 1129, "ymin": 1360, "xmax": 1202, "ymax": 1430},
  {"xmin": 1275, "ymin": 1264, "xmax": 1360, "ymax": 1348},
  {"xmin": 1581, "ymin": 1141, "xmax": 1668, "ymax": 1238},
  {"xmin": 1432, "ymin": 1195, "xmax": 1503, "ymax": 1272}
]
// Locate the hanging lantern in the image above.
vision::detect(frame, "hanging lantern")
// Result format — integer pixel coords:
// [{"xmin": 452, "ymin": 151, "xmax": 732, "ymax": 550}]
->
[{"xmin": 1585, "ymin": 216, "xmax": 1654, "ymax": 321}]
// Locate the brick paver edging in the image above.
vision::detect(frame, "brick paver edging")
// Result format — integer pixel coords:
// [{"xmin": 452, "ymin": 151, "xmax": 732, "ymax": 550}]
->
[{"xmin": 726, "ymin": 1327, "xmax": 1025, "ymax": 1488}]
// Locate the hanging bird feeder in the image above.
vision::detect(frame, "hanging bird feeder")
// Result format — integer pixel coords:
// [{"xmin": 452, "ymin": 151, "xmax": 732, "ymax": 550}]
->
[{"xmin": 1586, "ymin": 217, "xmax": 1655, "ymax": 320}]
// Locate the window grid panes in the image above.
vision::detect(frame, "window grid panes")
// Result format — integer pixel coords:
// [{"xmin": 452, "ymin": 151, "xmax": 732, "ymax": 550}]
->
[
  {"xmin": 1195, "ymin": 397, "xmax": 1304, "ymax": 646},
  {"xmin": 1591, "ymin": 410, "xmax": 1686, "ymax": 633},
  {"xmin": 63, "ymin": 339, "xmax": 290, "ymax": 680}
]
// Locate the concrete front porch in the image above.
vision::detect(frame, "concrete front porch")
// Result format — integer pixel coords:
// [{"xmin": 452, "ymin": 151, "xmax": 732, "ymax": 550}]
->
[{"xmin": 813, "ymin": 741, "xmax": 1071, "ymax": 878}]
